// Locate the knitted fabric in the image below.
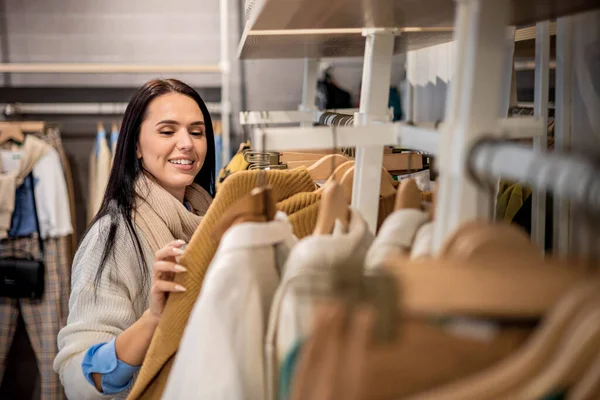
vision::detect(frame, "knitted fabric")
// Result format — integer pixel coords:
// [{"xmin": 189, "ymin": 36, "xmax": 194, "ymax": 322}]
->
[
  {"xmin": 133, "ymin": 174, "xmax": 212, "ymax": 254},
  {"xmin": 129, "ymin": 168, "xmax": 316, "ymax": 400}
]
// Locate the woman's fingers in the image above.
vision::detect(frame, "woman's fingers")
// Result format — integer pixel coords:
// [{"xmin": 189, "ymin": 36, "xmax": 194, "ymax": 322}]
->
[
  {"xmin": 152, "ymin": 279, "xmax": 187, "ymax": 293},
  {"xmin": 153, "ymin": 260, "xmax": 187, "ymax": 275},
  {"xmin": 154, "ymin": 240, "xmax": 187, "ymax": 261}
]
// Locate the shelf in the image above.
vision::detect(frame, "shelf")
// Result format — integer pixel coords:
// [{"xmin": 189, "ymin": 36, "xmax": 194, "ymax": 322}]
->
[
  {"xmin": 238, "ymin": 27, "xmax": 453, "ymax": 59},
  {"xmin": 246, "ymin": 0, "xmax": 599, "ymax": 30}
]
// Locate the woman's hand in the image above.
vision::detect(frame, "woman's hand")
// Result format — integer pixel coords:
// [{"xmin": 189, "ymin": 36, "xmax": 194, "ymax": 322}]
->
[{"xmin": 149, "ymin": 239, "xmax": 188, "ymax": 322}]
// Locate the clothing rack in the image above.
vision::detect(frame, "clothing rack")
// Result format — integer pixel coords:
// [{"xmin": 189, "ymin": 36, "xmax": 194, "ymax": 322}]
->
[
  {"xmin": 239, "ymin": 108, "xmax": 364, "ymax": 125},
  {"xmin": 469, "ymin": 140, "xmax": 600, "ymax": 215},
  {"xmin": 2, "ymin": 102, "xmax": 223, "ymax": 116},
  {"xmin": 240, "ymin": 0, "xmax": 599, "ymax": 249},
  {"xmin": 317, "ymin": 111, "xmax": 355, "ymax": 126}
]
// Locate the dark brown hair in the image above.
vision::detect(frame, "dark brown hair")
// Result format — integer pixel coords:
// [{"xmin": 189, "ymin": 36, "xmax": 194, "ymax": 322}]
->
[{"xmin": 85, "ymin": 78, "xmax": 215, "ymax": 291}]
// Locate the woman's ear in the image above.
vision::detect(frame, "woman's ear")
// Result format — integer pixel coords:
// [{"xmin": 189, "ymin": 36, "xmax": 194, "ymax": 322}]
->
[{"xmin": 136, "ymin": 145, "xmax": 142, "ymax": 159}]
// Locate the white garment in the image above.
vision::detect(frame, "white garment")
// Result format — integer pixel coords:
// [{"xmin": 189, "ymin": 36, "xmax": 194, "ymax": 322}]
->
[
  {"xmin": 163, "ymin": 212, "xmax": 297, "ymax": 400},
  {"xmin": 89, "ymin": 130, "xmax": 111, "ymax": 222},
  {"xmin": 265, "ymin": 209, "xmax": 374, "ymax": 400},
  {"xmin": 364, "ymin": 208, "xmax": 429, "ymax": 270},
  {"xmin": 0, "ymin": 147, "xmax": 73, "ymax": 239},
  {"xmin": 411, "ymin": 221, "xmax": 434, "ymax": 259}
]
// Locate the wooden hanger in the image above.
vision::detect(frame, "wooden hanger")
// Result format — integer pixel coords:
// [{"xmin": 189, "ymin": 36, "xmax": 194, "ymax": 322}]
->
[
  {"xmin": 0, "ymin": 121, "xmax": 45, "ymax": 145},
  {"xmin": 111, "ymin": 121, "xmax": 119, "ymax": 132},
  {"xmin": 439, "ymin": 220, "xmax": 540, "ymax": 262},
  {"xmin": 404, "ymin": 281, "xmax": 600, "ymax": 400},
  {"xmin": 330, "ymin": 261, "xmax": 590, "ymax": 400},
  {"xmin": 394, "ymin": 178, "xmax": 422, "ymax": 211},
  {"xmin": 500, "ymin": 295, "xmax": 600, "ymax": 400},
  {"xmin": 384, "ymin": 255, "xmax": 586, "ymax": 318},
  {"xmin": 307, "ymin": 154, "xmax": 349, "ymax": 180},
  {"xmin": 212, "ymin": 185, "xmax": 276, "ymax": 241},
  {"xmin": 0, "ymin": 123, "xmax": 24, "ymax": 145},
  {"xmin": 313, "ymin": 180, "xmax": 350, "ymax": 235},
  {"xmin": 97, "ymin": 121, "xmax": 104, "ymax": 133},
  {"xmin": 337, "ymin": 166, "xmax": 397, "ymax": 202},
  {"xmin": 570, "ymin": 349, "xmax": 600, "ymax": 400}
]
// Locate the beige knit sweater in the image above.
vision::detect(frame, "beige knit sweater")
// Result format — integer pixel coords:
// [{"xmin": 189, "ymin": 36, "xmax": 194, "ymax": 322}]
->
[{"xmin": 54, "ymin": 213, "xmax": 154, "ymax": 400}]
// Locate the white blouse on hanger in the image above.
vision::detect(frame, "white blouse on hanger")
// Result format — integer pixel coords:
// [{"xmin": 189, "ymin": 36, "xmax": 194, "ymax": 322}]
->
[
  {"xmin": 364, "ymin": 208, "xmax": 429, "ymax": 269},
  {"xmin": 265, "ymin": 208, "xmax": 374, "ymax": 400},
  {"xmin": 163, "ymin": 212, "xmax": 297, "ymax": 400}
]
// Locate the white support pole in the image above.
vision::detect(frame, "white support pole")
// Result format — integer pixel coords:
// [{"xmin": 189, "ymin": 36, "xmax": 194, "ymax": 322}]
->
[
  {"xmin": 553, "ymin": 17, "xmax": 573, "ymax": 257},
  {"xmin": 220, "ymin": 0, "xmax": 232, "ymax": 166},
  {"xmin": 300, "ymin": 58, "xmax": 319, "ymax": 112},
  {"xmin": 405, "ymin": 51, "xmax": 417, "ymax": 122},
  {"xmin": 433, "ymin": 0, "xmax": 509, "ymax": 252},
  {"xmin": 500, "ymin": 26, "xmax": 516, "ymax": 116},
  {"xmin": 532, "ymin": 21, "xmax": 550, "ymax": 251},
  {"xmin": 354, "ymin": 29, "xmax": 395, "ymax": 233}
]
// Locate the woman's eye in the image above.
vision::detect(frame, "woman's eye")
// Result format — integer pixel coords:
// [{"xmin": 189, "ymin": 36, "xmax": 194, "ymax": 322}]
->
[
  {"xmin": 190, "ymin": 131, "xmax": 205, "ymax": 137},
  {"xmin": 159, "ymin": 131, "xmax": 174, "ymax": 135}
]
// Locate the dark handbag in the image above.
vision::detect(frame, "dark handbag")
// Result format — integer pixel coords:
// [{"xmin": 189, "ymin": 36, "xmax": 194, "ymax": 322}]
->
[{"xmin": 0, "ymin": 173, "xmax": 45, "ymax": 299}]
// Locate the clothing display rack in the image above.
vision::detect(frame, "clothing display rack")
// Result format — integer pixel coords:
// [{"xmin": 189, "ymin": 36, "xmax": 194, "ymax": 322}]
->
[
  {"xmin": 239, "ymin": 0, "xmax": 599, "ymax": 253},
  {"xmin": 1, "ymin": 102, "xmax": 222, "ymax": 116}
]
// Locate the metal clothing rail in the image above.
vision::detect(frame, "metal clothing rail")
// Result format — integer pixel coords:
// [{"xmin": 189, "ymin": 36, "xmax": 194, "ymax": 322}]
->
[
  {"xmin": 239, "ymin": 109, "xmax": 365, "ymax": 125},
  {"xmin": 0, "ymin": 63, "xmax": 222, "ymax": 74},
  {"xmin": 470, "ymin": 141, "xmax": 600, "ymax": 215},
  {"xmin": 2, "ymin": 102, "xmax": 222, "ymax": 116}
]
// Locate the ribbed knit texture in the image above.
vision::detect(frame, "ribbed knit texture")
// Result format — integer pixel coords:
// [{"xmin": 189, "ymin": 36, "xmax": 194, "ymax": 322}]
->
[
  {"xmin": 288, "ymin": 200, "xmax": 321, "ymax": 239},
  {"xmin": 129, "ymin": 168, "xmax": 316, "ymax": 400},
  {"xmin": 133, "ymin": 174, "xmax": 212, "ymax": 254},
  {"xmin": 277, "ymin": 191, "xmax": 320, "ymax": 215}
]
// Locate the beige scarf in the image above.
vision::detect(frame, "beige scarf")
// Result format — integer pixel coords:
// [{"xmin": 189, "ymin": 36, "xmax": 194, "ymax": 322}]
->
[
  {"xmin": 0, "ymin": 135, "xmax": 51, "ymax": 239},
  {"xmin": 133, "ymin": 174, "xmax": 213, "ymax": 253}
]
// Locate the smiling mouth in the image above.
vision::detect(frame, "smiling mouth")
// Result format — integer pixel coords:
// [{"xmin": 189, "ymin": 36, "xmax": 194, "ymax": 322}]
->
[{"xmin": 168, "ymin": 159, "xmax": 194, "ymax": 165}]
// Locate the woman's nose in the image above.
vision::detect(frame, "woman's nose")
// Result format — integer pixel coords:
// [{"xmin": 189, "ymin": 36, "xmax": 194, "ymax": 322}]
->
[{"xmin": 176, "ymin": 130, "xmax": 193, "ymax": 151}]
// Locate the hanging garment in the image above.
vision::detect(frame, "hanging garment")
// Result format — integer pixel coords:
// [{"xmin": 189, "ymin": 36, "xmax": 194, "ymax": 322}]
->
[
  {"xmin": 2, "ymin": 147, "xmax": 73, "ymax": 239},
  {"xmin": 54, "ymin": 177, "xmax": 211, "ymax": 400},
  {"xmin": 316, "ymin": 74, "xmax": 352, "ymax": 110},
  {"xmin": 87, "ymin": 145, "xmax": 97, "ymax": 225},
  {"xmin": 0, "ymin": 127, "xmax": 78, "ymax": 400},
  {"xmin": 163, "ymin": 212, "xmax": 297, "ymax": 400},
  {"xmin": 88, "ymin": 129, "xmax": 111, "ymax": 223},
  {"xmin": 287, "ymin": 199, "xmax": 321, "ymax": 239},
  {"xmin": 110, "ymin": 128, "xmax": 119, "ymax": 167},
  {"xmin": 128, "ymin": 168, "xmax": 316, "ymax": 400},
  {"xmin": 278, "ymin": 192, "xmax": 321, "ymax": 239},
  {"xmin": 265, "ymin": 209, "xmax": 374, "ymax": 400},
  {"xmin": 365, "ymin": 208, "xmax": 430, "ymax": 270},
  {"xmin": 411, "ymin": 221, "xmax": 435, "ymax": 259},
  {"xmin": 496, "ymin": 181, "xmax": 532, "ymax": 223},
  {"xmin": 0, "ymin": 236, "xmax": 70, "ymax": 400},
  {"xmin": 216, "ymin": 140, "xmax": 251, "ymax": 192},
  {"xmin": 0, "ymin": 135, "xmax": 50, "ymax": 239}
]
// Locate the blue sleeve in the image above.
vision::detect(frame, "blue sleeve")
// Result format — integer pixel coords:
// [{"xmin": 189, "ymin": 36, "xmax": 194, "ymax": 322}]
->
[{"xmin": 81, "ymin": 338, "xmax": 140, "ymax": 395}]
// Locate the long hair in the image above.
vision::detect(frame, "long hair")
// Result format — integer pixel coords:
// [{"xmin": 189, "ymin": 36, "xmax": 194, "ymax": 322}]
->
[{"xmin": 85, "ymin": 78, "xmax": 216, "ymax": 291}]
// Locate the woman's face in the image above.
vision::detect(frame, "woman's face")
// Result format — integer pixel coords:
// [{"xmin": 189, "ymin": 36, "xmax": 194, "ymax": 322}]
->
[{"xmin": 137, "ymin": 92, "xmax": 207, "ymax": 201}]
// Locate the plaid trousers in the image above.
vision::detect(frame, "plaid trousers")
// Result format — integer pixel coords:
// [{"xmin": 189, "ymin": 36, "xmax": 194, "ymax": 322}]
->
[{"xmin": 0, "ymin": 235, "xmax": 70, "ymax": 400}]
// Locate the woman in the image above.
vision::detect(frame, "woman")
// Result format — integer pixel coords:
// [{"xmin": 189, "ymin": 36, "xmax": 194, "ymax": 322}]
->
[{"xmin": 54, "ymin": 79, "xmax": 215, "ymax": 399}]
